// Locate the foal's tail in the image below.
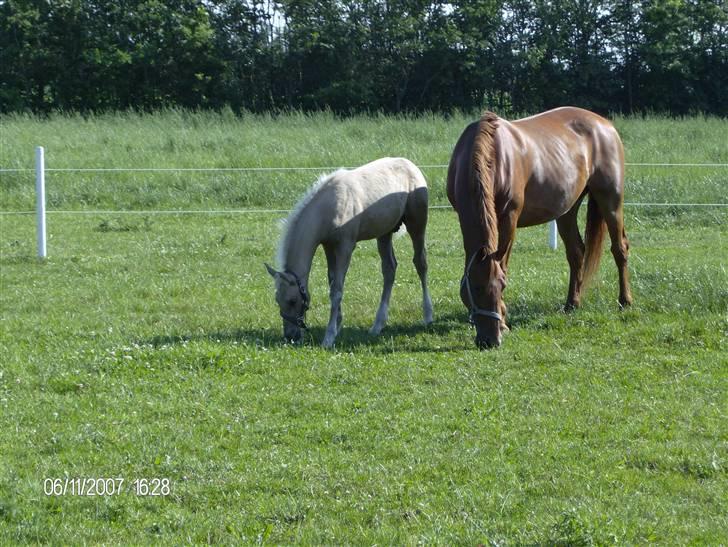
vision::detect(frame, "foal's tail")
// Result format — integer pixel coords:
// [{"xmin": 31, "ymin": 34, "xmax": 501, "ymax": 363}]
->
[{"xmin": 582, "ymin": 193, "xmax": 607, "ymax": 288}]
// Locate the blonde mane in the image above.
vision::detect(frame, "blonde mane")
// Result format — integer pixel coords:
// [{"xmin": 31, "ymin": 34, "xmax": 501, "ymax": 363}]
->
[
  {"xmin": 276, "ymin": 169, "xmax": 345, "ymax": 269},
  {"xmin": 471, "ymin": 111, "xmax": 499, "ymax": 254}
]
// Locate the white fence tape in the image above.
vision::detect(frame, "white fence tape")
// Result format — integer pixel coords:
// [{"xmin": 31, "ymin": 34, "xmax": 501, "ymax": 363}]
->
[{"xmin": 1, "ymin": 156, "xmax": 726, "ymax": 258}]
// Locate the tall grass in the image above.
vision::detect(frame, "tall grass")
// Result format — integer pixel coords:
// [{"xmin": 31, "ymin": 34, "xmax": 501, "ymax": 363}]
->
[{"xmin": 1, "ymin": 110, "xmax": 726, "ymax": 211}]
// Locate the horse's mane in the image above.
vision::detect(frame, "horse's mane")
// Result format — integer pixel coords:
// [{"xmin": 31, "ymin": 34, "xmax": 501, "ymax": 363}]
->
[
  {"xmin": 471, "ymin": 111, "xmax": 499, "ymax": 255},
  {"xmin": 276, "ymin": 169, "xmax": 343, "ymax": 269}
]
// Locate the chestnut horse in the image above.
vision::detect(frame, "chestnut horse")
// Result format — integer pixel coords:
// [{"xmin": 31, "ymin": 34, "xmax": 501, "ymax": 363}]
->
[{"xmin": 447, "ymin": 107, "xmax": 632, "ymax": 349}]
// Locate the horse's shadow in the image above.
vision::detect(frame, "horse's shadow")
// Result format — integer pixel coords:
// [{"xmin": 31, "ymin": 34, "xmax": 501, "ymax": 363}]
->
[
  {"xmin": 309, "ymin": 311, "xmax": 467, "ymax": 352},
  {"xmin": 506, "ymin": 299, "xmax": 568, "ymax": 329},
  {"xmin": 142, "ymin": 299, "xmax": 568, "ymax": 353},
  {"xmin": 146, "ymin": 327, "xmax": 282, "ymax": 349},
  {"xmin": 144, "ymin": 311, "xmax": 468, "ymax": 353}
]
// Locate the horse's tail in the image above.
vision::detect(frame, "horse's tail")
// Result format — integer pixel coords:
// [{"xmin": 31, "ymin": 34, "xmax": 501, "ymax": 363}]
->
[
  {"xmin": 392, "ymin": 215, "xmax": 408, "ymax": 240},
  {"xmin": 582, "ymin": 192, "xmax": 606, "ymax": 288}
]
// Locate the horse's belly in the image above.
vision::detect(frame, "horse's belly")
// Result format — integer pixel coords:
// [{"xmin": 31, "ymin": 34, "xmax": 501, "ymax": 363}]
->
[
  {"xmin": 517, "ymin": 176, "xmax": 585, "ymax": 227},
  {"xmin": 356, "ymin": 199, "xmax": 407, "ymax": 240}
]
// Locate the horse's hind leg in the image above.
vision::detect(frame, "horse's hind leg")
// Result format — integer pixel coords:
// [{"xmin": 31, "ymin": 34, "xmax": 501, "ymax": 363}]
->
[
  {"xmin": 591, "ymin": 188, "xmax": 633, "ymax": 308},
  {"xmin": 404, "ymin": 199, "xmax": 434, "ymax": 325},
  {"xmin": 557, "ymin": 199, "xmax": 586, "ymax": 310},
  {"xmin": 370, "ymin": 234, "xmax": 397, "ymax": 335},
  {"xmin": 607, "ymin": 207, "xmax": 632, "ymax": 308}
]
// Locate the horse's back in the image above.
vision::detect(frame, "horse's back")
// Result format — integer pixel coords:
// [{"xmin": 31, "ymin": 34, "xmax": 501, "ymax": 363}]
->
[
  {"xmin": 324, "ymin": 157, "xmax": 428, "ymax": 241},
  {"xmin": 516, "ymin": 107, "xmax": 623, "ymax": 166},
  {"xmin": 348, "ymin": 157, "xmax": 427, "ymax": 191},
  {"xmin": 516, "ymin": 106, "xmax": 611, "ymax": 128}
]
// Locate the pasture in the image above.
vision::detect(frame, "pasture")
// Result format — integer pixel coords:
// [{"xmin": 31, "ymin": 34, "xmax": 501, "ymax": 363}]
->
[{"xmin": 1, "ymin": 111, "xmax": 727, "ymax": 543}]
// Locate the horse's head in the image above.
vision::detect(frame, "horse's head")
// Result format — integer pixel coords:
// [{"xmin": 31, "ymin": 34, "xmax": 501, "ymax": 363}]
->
[
  {"xmin": 265, "ymin": 263, "xmax": 309, "ymax": 344},
  {"xmin": 460, "ymin": 249, "xmax": 506, "ymax": 349}
]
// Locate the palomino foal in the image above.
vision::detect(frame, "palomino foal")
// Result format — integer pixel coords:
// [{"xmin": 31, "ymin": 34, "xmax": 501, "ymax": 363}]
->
[{"xmin": 266, "ymin": 157, "xmax": 433, "ymax": 348}]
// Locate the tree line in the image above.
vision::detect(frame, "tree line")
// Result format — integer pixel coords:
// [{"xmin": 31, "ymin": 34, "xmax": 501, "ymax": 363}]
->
[{"xmin": 1, "ymin": 0, "xmax": 726, "ymax": 116}]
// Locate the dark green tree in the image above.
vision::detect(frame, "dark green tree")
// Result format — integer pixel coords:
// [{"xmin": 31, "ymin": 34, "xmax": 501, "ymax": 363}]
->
[{"xmin": 1, "ymin": 0, "xmax": 726, "ymax": 114}]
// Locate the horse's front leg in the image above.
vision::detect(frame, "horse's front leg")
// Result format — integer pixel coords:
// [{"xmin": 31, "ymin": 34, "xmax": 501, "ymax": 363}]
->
[
  {"xmin": 322, "ymin": 242, "xmax": 354, "ymax": 348},
  {"xmin": 323, "ymin": 244, "xmax": 342, "ymax": 333},
  {"xmin": 497, "ymin": 210, "xmax": 519, "ymax": 335}
]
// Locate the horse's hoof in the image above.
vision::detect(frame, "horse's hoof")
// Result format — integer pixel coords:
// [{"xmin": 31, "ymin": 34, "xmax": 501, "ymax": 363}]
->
[
  {"xmin": 321, "ymin": 337, "xmax": 335, "ymax": 349},
  {"xmin": 369, "ymin": 325, "xmax": 383, "ymax": 335},
  {"xmin": 423, "ymin": 304, "xmax": 433, "ymax": 325}
]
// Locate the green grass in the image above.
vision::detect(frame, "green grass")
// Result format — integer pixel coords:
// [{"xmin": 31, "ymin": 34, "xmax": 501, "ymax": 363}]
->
[{"xmin": 1, "ymin": 111, "xmax": 727, "ymax": 543}]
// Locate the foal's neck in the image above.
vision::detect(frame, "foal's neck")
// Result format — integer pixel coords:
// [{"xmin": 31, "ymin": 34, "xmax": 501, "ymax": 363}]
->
[{"xmin": 282, "ymin": 210, "xmax": 320, "ymax": 287}]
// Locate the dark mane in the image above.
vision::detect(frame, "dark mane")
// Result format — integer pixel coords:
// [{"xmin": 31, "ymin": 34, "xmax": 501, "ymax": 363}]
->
[{"xmin": 470, "ymin": 111, "xmax": 499, "ymax": 254}]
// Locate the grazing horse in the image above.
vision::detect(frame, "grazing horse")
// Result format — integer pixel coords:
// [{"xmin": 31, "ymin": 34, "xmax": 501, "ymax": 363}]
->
[
  {"xmin": 266, "ymin": 157, "xmax": 433, "ymax": 348},
  {"xmin": 447, "ymin": 106, "xmax": 633, "ymax": 349}
]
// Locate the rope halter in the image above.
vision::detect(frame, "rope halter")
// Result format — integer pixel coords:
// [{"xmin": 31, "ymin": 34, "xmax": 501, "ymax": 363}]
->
[
  {"xmin": 279, "ymin": 270, "xmax": 310, "ymax": 329},
  {"xmin": 461, "ymin": 247, "xmax": 503, "ymax": 324}
]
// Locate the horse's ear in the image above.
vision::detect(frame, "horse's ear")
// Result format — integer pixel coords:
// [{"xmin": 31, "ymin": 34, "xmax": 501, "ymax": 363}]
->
[{"xmin": 264, "ymin": 263, "xmax": 279, "ymax": 279}]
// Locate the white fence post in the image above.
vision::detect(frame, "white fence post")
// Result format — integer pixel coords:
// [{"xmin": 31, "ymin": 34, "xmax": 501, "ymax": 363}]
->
[
  {"xmin": 36, "ymin": 146, "xmax": 47, "ymax": 258},
  {"xmin": 549, "ymin": 219, "xmax": 558, "ymax": 250}
]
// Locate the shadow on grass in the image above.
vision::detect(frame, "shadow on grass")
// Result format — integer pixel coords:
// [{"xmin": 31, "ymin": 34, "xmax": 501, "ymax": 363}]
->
[
  {"xmin": 0, "ymin": 254, "xmax": 48, "ymax": 266},
  {"xmin": 144, "ymin": 311, "xmax": 469, "ymax": 353},
  {"xmin": 507, "ymin": 299, "xmax": 568, "ymax": 329},
  {"xmin": 313, "ymin": 312, "xmax": 468, "ymax": 352},
  {"xmin": 142, "ymin": 298, "xmax": 574, "ymax": 353},
  {"xmin": 145, "ymin": 327, "xmax": 281, "ymax": 349}
]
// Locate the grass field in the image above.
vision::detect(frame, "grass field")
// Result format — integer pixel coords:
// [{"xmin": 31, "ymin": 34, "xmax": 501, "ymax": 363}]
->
[{"xmin": 1, "ymin": 111, "xmax": 727, "ymax": 543}]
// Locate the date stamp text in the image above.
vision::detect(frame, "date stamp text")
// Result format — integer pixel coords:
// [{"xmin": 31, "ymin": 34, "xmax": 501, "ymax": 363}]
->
[{"xmin": 43, "ymin": 477, "xmax": 171, "ymax": 497}]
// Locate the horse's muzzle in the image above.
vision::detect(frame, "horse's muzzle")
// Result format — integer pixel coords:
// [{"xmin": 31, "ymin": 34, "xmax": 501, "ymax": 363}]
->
[
  {"xmin": 475, "ymin": 336, "xmax": 501, "ymax": 350},
  {"xmin": 283, "ymin": 324, "xmax": 304, "ymax": 344}
]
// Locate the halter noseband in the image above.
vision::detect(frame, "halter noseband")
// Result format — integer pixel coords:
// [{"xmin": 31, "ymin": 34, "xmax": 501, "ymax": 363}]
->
[
  {"xmin": 279, "ymin": 270, "xmax": 310, "ymax": 329},
  {"xmin": 461, "ymin": 247, "xmax": 503, "ymax": 324}
]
